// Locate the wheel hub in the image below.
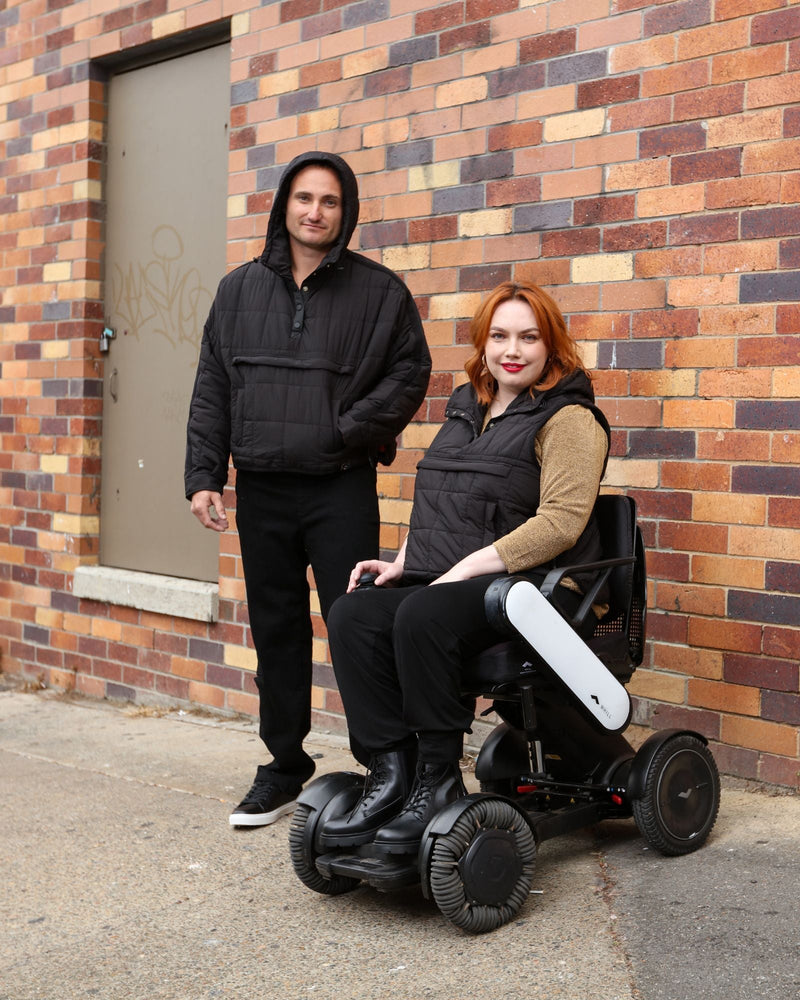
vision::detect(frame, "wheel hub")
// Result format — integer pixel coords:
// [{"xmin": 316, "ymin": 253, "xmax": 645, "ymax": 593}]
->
[{"xmin": 458, "ymin": 827, "xmax": 523, "ymax": 905}]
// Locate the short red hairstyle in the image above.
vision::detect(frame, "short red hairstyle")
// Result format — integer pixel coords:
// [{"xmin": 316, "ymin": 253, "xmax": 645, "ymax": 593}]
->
[{"xmin": 464, "ymin": 281, "xmax": 589, "ymax": 405}]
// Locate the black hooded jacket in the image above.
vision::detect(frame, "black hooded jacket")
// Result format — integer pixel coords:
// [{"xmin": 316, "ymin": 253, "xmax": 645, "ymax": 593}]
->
[{"xmin": 185, "ymin": 151, "xmax": 431, "ymax": 496}]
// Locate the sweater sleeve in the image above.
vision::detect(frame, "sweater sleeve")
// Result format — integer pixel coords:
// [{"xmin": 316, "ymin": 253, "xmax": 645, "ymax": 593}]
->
[{"xmin": 493, "ymin": 405, "xmax": 608, "ymax": 574}]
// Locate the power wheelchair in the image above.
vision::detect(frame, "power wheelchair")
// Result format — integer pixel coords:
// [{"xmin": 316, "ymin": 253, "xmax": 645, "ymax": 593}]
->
[{"xmin": 289, "ymin": 494, "xmax": 721, "ymax": 934}]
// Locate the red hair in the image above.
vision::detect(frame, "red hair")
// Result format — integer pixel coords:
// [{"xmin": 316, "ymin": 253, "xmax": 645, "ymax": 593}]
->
[{"xmin": 464, "ymin": 281, "xmax": 588, "ymax": 405}]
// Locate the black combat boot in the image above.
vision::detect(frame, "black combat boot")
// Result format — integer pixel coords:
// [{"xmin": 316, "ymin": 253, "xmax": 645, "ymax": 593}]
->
[
  {"xmin": 319, "ymin": 749, "xmax": 415, "ymax": 848},
  {"xmin": 371, "ymin": 760, "xmax": 466, "ymax": 854}
]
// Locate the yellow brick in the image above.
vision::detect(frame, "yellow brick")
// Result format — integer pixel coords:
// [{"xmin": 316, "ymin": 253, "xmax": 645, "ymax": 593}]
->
[
  {"xmin": 667, "ymin": 274, "xmax": 739, "ymax": 308},
  {"xmin": 37, "ymin": 531, "xmax": 66, "ymax": 552},
  {"xmin": 153, "ymin": 11, "xmax": 185, "ymax": 38},
  {"xmin": 378, "ymin": 498, "xmax": 413, "ymax": 524},
  {"xmin": 402, "ymin": 423, "xmax": 441, "ymax": 449},
  {"xmin": 408, "ymin": 160, "xmax": 460, "ymax": 191},
  {"xmin": 382, "ymin": 245, "xmax": 430, "ymax": 271},
  {"xmin": 639, "ymin": 184, "xmax": 704, "ymax": 217},
  {"xmin": 459, "ymin": 208, "xmax": 513, "ymax": 238},
  {"xmin": 42, "ymin": 341, "xmax": 70, "ymax": 360},
  {"xmin": 73, "ymin": 179, "xmax": 103, "ymax": 201},
  {"xmin": 259, "ymin": 69, "xmax": 300, "ymax": 98},
  {"xmin": 429, "ymin": 292, "xmax": 483, "ymax": 320},
  {"xmin": 364, "ymin": 118, "xmax": 409, "ymax": 148},
  {"xmin": 343, "ymin": 47, "xmax": 389, "ymax": 79},
  {"xmin": 228, "ymin": 194, "xmax": 247, "ymax": 218},
  {"xmin": 231, "ymin": 12, "xmax": 250, "ymax": 36},
  {"xmin": 693, "ymin": 492, "xmax": 766, "ymax": 525},
  {"xmin": 312, "ymin": 639, "xmax": 328, "ymax": 664},
  {"xmin": 53, "ymin": 513, "xmax": 99, "ymax": 535},
  {"xmin": 604, "ymin": 458, "xmax": 659, "ymax": 488},
  {"xmin": 543, "ymin": 108, "xmax": 605, "ymax": 142},
  {"xmin": 729, "ymin": 525, "xmax": 800, "ymax": 561},
  {"xmin": 92, "ymin": 618, "xmax": 123, "ymax": 641},
  {"xmin": 572, "ymin": 253, "xmax": 633, "ymax": 284},
  {"xmin": 43, "ymin": 262, "xmax": 71, "ymax": 282},
  {"xmin": 298, "ymin": 108, "xmax": 340, "ymax": 135},
  {"xmin": 225, "ymin": 643, "xmax": 258, "ymax": 672},
  {"xmin": 57, "ymin": 281, "xmax": 101, "ymax": 300},
  {"xmin": 436, "ymin": 76, "xmax": 488, "ymax": 108},
  {"xmin": 774, "ymin": 368, "xmax": 800, "ymax": 396},
  {"xmin": 40, "ymin": 455, "xmax": 69, "ymax": 474},
  {"xmin": 518, "ymin": 84, "xmax": 575, "ymax": 120},
  {"xmin": 630, "ymin": 369, "xmax": 697, "ymax": 395},
  {"xmin": 627, "ymin": 668, "xmax": 687, "ymax": 704}
]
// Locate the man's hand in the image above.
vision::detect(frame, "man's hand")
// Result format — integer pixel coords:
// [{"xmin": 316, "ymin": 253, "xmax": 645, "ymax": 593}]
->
[{"xmin": 190, "ymin": 490, "xmax": 229, "ymax": 532}]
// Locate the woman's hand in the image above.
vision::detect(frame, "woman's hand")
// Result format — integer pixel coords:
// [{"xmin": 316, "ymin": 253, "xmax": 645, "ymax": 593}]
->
[
  {"xmin": 346, "ymin": 559, "xmax": 404, "ymax": 593},
  {"xmin": 430, "ymin": 545, "xmax": 507, "ymax": 586}
]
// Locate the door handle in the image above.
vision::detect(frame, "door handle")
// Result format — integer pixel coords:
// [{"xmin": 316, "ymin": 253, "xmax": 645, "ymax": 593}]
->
[{"xmin": 109, "ymin": 368, "xmax": 118, "ymax": 402}]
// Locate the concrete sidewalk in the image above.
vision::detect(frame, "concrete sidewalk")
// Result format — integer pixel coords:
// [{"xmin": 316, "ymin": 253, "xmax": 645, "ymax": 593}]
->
[{"xmin": 1, "ymin": 685, "xmax": 798, "ymax": 1000}]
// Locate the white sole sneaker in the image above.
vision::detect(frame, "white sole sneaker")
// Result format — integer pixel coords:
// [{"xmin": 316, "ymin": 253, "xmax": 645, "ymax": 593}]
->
[{"xmin": 229, "ymin": 798, "xmax": 297, "ymax": 827}]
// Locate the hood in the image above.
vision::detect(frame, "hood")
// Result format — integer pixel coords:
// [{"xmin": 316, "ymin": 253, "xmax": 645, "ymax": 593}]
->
[{"xmin": 260, "ymin": 150, "xmax": 360, "ymax": 269}]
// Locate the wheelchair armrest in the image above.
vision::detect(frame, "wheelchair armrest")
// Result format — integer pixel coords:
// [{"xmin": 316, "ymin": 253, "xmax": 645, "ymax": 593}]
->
[{"xmin": 539, "ymin": 554, "xmax": 635, "ymax": 632}]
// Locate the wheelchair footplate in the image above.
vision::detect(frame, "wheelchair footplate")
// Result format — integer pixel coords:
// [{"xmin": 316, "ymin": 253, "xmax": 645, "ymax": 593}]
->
[{"xmin": 316, "ymin": 845, "xmax": 420, "ymax": 892}]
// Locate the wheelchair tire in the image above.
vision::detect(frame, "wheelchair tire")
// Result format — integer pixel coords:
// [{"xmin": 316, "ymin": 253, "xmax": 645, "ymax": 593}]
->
[
  {"xmin": 427, "ymin": 797, "xmax": 536, "ymax": 934},
  {"xmin": 288, "ymin": 804, "xmax": 360, "ymax": 896},
  {"xmin": 632, "ymin": 733, "xmax": 720, "ymax": 856}
]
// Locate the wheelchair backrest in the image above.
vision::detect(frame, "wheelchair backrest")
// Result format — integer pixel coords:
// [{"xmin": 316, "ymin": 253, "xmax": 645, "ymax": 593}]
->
[{"xmin": 591, "ymin": 494, "xmax": 646, "ymax": 669}]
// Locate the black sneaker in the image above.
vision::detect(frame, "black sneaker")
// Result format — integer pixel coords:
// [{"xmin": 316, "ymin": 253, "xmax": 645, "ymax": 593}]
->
[{"xmin": 229, "ymin": 767, "xmax": 298, "ymax": 827}]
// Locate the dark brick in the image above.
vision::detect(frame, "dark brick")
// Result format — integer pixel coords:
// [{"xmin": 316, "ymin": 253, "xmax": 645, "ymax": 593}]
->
[
  {"xmin": 249, "ymin": 53, "xmax": 277, "ymax": 77},
  {"xmin": 188, "ymin": 637, "xmax": 225, "ymax": 664},
  {"xmin": 743, "ymin": 205, "xmax": 800, "ymax": 240},
  {"xmin": 735, "ymin": 399, "xmax": 800, "ymax": 429},
  {"xmin": 278, "ymin": 89, "xmax": 318, "ymax": 115},
  {"xmin": 548, "ymin": 51, "xmax": 607, "ymax": 87},
  {"xmin": 732, "ymin": 464, "xmax": 800, "ymax": 496},
  {"xmin": 302, "ymin": 9, "xmax": 342, "ymax": 38},
  {"xmin": 440, "ymin": 21, "xmax": 490, "ymax": 55},
  {"xmin": 738, "ymin": 336, "xmax": 800, "ymax": 367},
  {"xmin": 740, "ymin": 272, "xmax": 800, "ymax": 303},
  {"xmin": 628, "ymin": 429, "xmax": 695, "ymax": 459},
  {"xmin": 415, "ymin": 2, "xmax": 461, "ymax": 34},
  {"xmin": 574, "ymin": 195, "xmax": 635, "ymax": 226},
  {"xmin": 106, "ymin": 682, "xmax": 136, "ymax": 702},
  {"xmin": 389, "ymin": 35, "xmax": 437, "ymax": 67},
  {"xmin": 596, "ymin": 339, "xmax": 663, "ymax": 369},
  {"xmin": 408, "ymin": 216, "xmax": 458, "ymax": 242},
  {"xmin": 280, "ymin": 0, "xmax": 320, "ymax": 21},
  {"xmin": 359, "ymin": 220, "xmax": 408, "ymax": 250},
  {"xmin": 766, "ymin": 561, "xmax": 800, "ymax": 595},
  {"xmin": 605, "ymin": 221, "xmax": 668, "ymax": 252},
  {"xmin": 578, "ymin": 74, "xmax": 639, "ymax": 109},
  {"xmin": 256, "ymin": 166, "xmax": 284, "ymax": 192},
  {"xmin": 639, "ymin": 122, "xmax": 707, "ymax": 158},
  {"xmin": 387, "ymin": 139, "xmax": 432, "ymax": 169},
  {"xmin": 671, "ymin": 147, "xmax": 741, "ymax": 185},
  {"xmin": 343, "ymin": 0, "xmax": 389, "ymax": 29},
  {"xmin": 207, "ymin": 663, "xmax": 243, "ymax": 690},
  {"xmin": 460, "ymin": 151, "xmax": 512, "ymax": 184},
  {"xmin": 365, "ymin": 65, "xmax": 411, "ymax": 97},
  {"xmin": 488, "ymin": 64, "xmax": 545, "ymax": 98},
  {"xmin": 459, "ymin": 264, "xmax": 512, "ymax": 291},
  {"xmin": 752, "ymin": 7, "xmax": 800, "ymax": 45},
  {"xmin": 762, "ymin": 690, "xmax": 800, "ymax": 726},
  {"xmin": 729, "ymin": 590, "xmax": 800, "ymax": 627},
  {"xmin": 514, "ymin": 201, "xmax": 572, "ymax": 232},
  {"xmin": 669, "ymin": 213, "xmax": 738, "ymax": 246},
  {"xmin": 779, "ymin": 238, "xmax": 800, "ymax": 268},
  {"xmin": 102, "ymin": 8, "xmax": 134, "ymax": 31},
  {"xmin": 247, "ymin": 145, "xmax": 276, "ymax": 170},
  {"xmin": 7, "ymin": 98, "xmax": 32, "ymax": 120},
  {"xmin": 724, "ymin": 652, "xmax": 798, "ymax": 692},
  {"xmin": 644, "ymin": 0, "xmax": 711, "ymax": 37},
  {"xmin": 432, "ymin": 185, "xmax": 485, "ymax": 214},
  {"xmin": 520, "ymin": 28, "xmax": 576, "ymax": 64},
  {"xmin": 231, "ymin": 80, "xmax": 258, "ymax": 105},
  {"xmin": 34, "ymin": 51, "xmax": 61, "ymax": 75},
  {"xmin": 785, "ymin": 108, "xmax": 800, "ymax": 137},
  {"xmin": 542, "ymin": 228, "xmax": 601, "ymax": 257}
]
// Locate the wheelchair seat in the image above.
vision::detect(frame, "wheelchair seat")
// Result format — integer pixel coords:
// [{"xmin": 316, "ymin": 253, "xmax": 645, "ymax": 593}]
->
[{"xmin": 462, "ymin": 492, "xmax": 646, "ymax": 695}]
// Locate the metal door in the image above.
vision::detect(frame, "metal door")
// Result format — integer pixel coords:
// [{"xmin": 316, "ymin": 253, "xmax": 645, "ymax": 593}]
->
[{"xmin": 101, "ymin": 44, "xmax": 229, "ymax": 582}]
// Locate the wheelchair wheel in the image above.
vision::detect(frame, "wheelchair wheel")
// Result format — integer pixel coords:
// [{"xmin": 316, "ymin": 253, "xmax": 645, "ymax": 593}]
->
[
  {"xmin": 288, "ymin": 804, "xmax": 360, "ymax": 896},
  {"xmin": 427, "ymin": 797, "xmax": 536, "ymax": 934},
  {"xmin": 632, "ymin": 734, "xmax": 720, "ymax": 856}
]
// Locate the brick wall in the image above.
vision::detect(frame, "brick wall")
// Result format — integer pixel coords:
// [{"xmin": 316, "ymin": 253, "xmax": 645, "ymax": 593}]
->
[{"xmin": 1, "ymin": 0, "xmax": 798, "ymax": 788}]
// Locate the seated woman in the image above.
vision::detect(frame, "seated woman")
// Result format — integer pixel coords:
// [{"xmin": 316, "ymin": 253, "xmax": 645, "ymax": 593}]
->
[{"xmin": 321, "ymin": 280, "xmax": 611, "ymax": 855}]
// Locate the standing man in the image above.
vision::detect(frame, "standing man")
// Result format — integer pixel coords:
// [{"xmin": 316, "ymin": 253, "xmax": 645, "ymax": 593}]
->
[{"xmin": 185, "ymin": 151, "xmax": 431, "ymax": 827}]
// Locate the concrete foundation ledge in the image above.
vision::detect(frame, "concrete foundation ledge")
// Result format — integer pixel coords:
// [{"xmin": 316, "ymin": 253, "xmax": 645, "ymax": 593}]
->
[{"xmin": 72, "ymin": 565, "xmax": 219, "ymax": 622}]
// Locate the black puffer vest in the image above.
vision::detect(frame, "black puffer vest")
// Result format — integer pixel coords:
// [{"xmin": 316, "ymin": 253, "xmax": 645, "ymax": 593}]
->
[{"xmin": 403, "ymin": 372, "xmax": 610, "ymax": 583}]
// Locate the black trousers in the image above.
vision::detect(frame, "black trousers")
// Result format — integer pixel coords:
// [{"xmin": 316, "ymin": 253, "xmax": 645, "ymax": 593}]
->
[
  {"xmin": 235, "ymin": 466, "xmax": 379, "ymax": 791},
  {"xmin": 326, "ymin": 574, "xmax": 525, "ymax": 766}
]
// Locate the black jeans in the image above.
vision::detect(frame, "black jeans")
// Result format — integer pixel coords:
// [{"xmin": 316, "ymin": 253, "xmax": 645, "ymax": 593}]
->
[{"xmin": 235, "ymin": 466, "xmax": 379, "ymax": 791}]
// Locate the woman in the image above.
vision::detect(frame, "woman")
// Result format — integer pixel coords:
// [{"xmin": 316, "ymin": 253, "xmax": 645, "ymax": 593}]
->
[{"xmin": 321, "ymin": 281, "xmax": 611, "ymax": 854}]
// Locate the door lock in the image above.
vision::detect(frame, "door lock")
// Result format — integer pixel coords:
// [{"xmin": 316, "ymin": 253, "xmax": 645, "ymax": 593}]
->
[{"xmin": 100, "ymin": 326, "xmax": 116, "ymax": 353}]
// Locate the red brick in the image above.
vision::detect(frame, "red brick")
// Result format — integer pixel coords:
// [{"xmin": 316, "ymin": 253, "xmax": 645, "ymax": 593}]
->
[
  {"xmin": 415, "ymin": 2, "xmax": 462, "ymax": 34},
  {"xmin": 520, "ymin": 28, "xmax": 576, "ymax": 63}
]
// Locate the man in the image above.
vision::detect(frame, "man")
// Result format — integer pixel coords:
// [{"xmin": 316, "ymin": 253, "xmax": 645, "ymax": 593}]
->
[{"xmin": 185, "ymin": 151, "xmax": 431, "ymax": 827}]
